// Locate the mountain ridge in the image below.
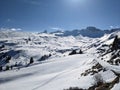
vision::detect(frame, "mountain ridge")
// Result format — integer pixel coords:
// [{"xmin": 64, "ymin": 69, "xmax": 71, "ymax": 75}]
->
[{"xmin": 51, "ymin": 26, "xmax": 120, "ymax": 38}]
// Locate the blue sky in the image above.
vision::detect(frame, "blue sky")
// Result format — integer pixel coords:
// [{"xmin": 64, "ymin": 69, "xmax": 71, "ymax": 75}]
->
[{"xmin": 0, "ymin": 0, "xmax": 120, "ymax": 32}]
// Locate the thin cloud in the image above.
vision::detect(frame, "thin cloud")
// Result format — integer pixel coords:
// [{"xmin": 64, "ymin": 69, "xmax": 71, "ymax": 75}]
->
[
  {"xmin": 109, "ymin": 26, "xmax": 119, "ymax": 29},
  {"xmin": 51, "ymin": 27, "xmax": 64, "ymax": 31},
  {"xmin": 11, "ymin": 28, "xmax": 22, "ymax": 31},
  {"xmin": 0, "ymin": 28, "xmax": 22, "ymax": 31}
]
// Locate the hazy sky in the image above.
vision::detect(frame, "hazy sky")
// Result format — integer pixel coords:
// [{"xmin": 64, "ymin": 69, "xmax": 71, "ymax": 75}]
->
[{"xmin": 0, "ymin": 0, "xmax": 120, "ymax": 32}]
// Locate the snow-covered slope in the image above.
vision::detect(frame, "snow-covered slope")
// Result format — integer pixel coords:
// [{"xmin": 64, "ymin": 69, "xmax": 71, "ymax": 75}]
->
[
  {"xmin": 1, "ymin": 29, "xmax": 120, "ymax": 90},
  {"xmin": 0, "ymin": 30, "xmax": 97, "ymax": 70},
  {"xmin": 0, "ymin": 54, "xmax": 95, "ymax": 90}
]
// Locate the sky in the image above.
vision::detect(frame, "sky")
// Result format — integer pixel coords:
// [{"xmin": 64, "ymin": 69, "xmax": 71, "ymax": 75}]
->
[{"xmin": 0, "ymin": 0, "xmax": 120, "ymax": 32}]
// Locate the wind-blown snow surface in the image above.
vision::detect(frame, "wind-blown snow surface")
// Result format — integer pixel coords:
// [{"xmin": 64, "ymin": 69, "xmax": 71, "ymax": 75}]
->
[{"xmin": 0, "ymin": 54, "xmax": 94, "ymax": 90}]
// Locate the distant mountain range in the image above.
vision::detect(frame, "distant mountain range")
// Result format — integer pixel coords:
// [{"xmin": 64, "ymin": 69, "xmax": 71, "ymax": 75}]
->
[
  {"xmin": 51, "ymin": 26, "xmax": 120, "ymax": 38},
  {"xmin": 0, "ymin": 26, "xmax": 120, "ymax": 38}
]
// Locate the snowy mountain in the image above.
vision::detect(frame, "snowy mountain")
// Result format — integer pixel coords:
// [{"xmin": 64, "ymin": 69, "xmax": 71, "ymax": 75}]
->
[
  {"xmin": 52, "ymin": 26, "xmax": 120, "ymax": 38},
  {"xmin": 1, "ymin": 28, "xmax": 120, "ymax": 90},
  {"xmin": 0, "ymin": 29, "xmax": 96, "ymax": 69}
]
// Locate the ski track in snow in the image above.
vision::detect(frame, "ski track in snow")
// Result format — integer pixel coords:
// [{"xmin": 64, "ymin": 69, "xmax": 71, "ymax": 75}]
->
[
  {"xmin": 0, "ymin": 54, "xmax": 94, "ymax": 90},
  {"xmin": 32, "ymin": 61, "xmax": 87, "ymax": 90}
]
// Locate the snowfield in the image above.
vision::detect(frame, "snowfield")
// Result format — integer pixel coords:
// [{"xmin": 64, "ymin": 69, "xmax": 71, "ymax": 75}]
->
[
  {"xmin": 1, "ymin": 29, "xmax": 120, "ymax": 90},
  {"xmin": 0, "ymin": 54, "xmax": 94, "ymax": 90}
]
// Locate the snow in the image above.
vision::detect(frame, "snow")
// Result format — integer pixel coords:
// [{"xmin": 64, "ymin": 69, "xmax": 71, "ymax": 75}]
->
[
  {"xmin": 0, "ymin": 54, "xmax": 94, "ymax": 90},
  {"xmin": 0, "ymin": 30, "xmax": 96, "ymax": 66},
  {"xmin": 1, "ymin": 30, "xmax": 120, "ymax": 90},
  {"xmin": 112, "ymin": 83, "xmax": 120, "ymax": 90}
]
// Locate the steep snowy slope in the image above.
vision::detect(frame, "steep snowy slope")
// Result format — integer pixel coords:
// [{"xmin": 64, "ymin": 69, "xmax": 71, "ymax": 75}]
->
[{"xmin": 83, "ymin": 31, "xmax": 120, "ymax": 90}]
